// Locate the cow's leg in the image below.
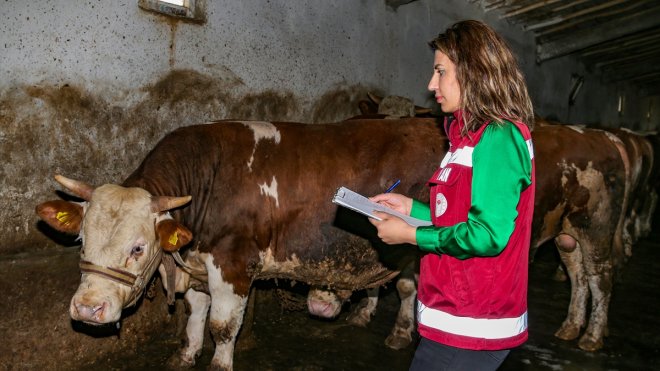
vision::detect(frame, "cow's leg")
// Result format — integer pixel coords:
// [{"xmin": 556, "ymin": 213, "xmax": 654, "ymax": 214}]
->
[
  {"xmin": 621, "ymin": 217, "xmax": 634, "ymax": 257},
  {"xmin": 206, "ymin": 260, "xmax": 248, "ymax": 371},
  {"xmin": 168, "ymin": 288, "xmax": 211, "ymax": 368},
  {"xmin": 554, "ymin": 234, "xmax": 589, "ymax": 341},
  {"xmin": 346, "ymin": 287, "xmax": 379, "ymax": 327},
  {"xmin": 639, "ymin": 190, "xmax": 658, "ymax": 238},
  {"xmin": 385, "ymin": 276, "xmax": 416, "ymax": 350},
  {"xmin": 578, "ymin": 248, "xmax": 613, "ymax": 351}
]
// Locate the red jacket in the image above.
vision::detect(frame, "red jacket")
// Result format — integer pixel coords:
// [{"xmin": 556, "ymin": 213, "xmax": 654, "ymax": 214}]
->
[{"xmin": 416, "ymin": 113, "xmax": 535, "ymax": 350}]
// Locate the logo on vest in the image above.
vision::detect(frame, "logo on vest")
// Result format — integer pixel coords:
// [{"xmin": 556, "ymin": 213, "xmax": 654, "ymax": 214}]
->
[{"xmin": 435, "ymin": 192, "xmax": 448, "ymax": 218}]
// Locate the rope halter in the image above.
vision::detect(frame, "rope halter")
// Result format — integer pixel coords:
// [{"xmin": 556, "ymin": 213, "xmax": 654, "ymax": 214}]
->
[{"xmin": 79, "ymin": 247, "xmax": 163, "ymax": 308}]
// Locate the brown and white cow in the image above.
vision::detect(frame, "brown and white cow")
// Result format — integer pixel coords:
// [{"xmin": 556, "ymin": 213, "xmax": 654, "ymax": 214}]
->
[
  {"xmin": 36, "ymin": 118, "xmax": 445, "ymax": 370},
  {"xmin": 530, "ymin": 121, "xmax": 630, "ymax": 351}
]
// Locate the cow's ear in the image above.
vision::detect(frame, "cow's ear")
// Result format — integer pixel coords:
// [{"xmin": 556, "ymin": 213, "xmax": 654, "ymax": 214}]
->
[
  {"xmin": 156, "ymin": 219, "xmax": 193, "ymax": 252},
  {"xmin": 35, "ymin": 200, "xmax": 84, "ymax": 234}
]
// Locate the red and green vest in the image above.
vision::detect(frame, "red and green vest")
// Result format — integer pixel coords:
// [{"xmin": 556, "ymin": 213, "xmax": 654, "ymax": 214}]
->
[{"xmin": 411, "ymin": 110, "xmax": 535, "ymax": 350}]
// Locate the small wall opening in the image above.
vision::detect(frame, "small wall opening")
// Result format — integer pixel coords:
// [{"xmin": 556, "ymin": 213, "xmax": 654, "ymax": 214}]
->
[{"xmin": 138, "ymin": 0, "xmax": 206, "ymax": 23}]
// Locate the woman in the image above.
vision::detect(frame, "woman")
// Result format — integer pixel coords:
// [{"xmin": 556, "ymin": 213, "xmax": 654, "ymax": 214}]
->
[{"xmin": 369, "ymin": 20, "xmax": 535, "ymax": 371}]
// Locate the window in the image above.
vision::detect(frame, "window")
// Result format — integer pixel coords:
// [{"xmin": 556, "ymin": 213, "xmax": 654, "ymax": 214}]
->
[{"xmin": 138, "ymin": 0, "xmax": 206, "ymax": 23}]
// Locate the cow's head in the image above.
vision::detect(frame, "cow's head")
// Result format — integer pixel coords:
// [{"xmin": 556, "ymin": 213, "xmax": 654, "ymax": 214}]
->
[
  {"xmin": 36, "ymin": 175, "xmax": 192, "ymax": 325},
  {"xmin": 359, "ymin": 92, "xmax": 433, "ymax": 118}
]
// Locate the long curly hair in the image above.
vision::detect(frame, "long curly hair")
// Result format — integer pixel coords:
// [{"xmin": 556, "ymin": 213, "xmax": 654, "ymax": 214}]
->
[{"xmin": 428, "ymin": 20, "xmax": 534, "ymax": 133}]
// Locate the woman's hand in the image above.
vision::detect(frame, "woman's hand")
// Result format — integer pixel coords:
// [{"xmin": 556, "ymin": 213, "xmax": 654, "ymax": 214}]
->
[
  {"xmin": 369, "ymin": 193, "xmax": 413, "ymax": 215},
  {"xmin": 369, "ymin": 211, "xmax": 417, "ymax": 245}
]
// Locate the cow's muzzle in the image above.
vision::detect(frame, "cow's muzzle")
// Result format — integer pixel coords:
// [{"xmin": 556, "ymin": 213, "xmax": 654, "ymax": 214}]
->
[{"xmin": 79, "ymin": 248, "xmax": 163, "ymax": 308}]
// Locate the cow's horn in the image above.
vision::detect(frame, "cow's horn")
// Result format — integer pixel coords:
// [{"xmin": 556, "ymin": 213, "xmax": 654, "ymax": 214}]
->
[
  {"xmin": 367, "ymin": 92, "xmax": 382, "ymax": 104},
  {"xmin": 54, "ymin": 174, "xmax": 95, "ymax": 201},
  {"xmin": 151, "ymin": 196, "xmax": 192, "ymax": 212}
]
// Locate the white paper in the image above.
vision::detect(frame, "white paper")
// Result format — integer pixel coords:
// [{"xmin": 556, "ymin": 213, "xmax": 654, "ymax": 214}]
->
[{"xmin": 332, "ymin": 186, "xmax": 432, "ymax": 227}]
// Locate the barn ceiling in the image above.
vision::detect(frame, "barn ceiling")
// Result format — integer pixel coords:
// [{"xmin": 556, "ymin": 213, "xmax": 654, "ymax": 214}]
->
[{"xmin": 473, "ymin": 0, "xmax": 660, "ymax": 97}]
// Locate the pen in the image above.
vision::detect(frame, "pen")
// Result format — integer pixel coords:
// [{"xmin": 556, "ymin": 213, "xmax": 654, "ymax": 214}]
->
[{"xmin": 385, "ymin": 179, "xmax": 401, "ymax": 193}]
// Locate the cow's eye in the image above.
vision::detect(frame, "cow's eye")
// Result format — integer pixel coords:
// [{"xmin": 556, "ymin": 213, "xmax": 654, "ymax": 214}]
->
[{"xmin": 131, "ymin": 245, "xmax": 145, "ymax": 257}]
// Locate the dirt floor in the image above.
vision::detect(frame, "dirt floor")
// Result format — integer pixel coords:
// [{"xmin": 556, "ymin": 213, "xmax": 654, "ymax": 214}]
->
[{"xmin": 82, "ymin": 220, "xmax": 660, "ymax": 371}]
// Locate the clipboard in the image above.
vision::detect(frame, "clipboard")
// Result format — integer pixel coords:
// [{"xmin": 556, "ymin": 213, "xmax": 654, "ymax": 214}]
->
[{"xmin": 332, "ymin": 186, "xmax": 432, "ymax": 227}]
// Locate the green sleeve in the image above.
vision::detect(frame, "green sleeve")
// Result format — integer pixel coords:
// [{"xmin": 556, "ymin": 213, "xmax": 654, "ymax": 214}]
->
[
  {"xmin": 415, "ymin": 122, "xmax": 532, "ymax": 259},
  {"xmin": 410, "ymin": 198, "xmax": 432, "ymax": 221}
]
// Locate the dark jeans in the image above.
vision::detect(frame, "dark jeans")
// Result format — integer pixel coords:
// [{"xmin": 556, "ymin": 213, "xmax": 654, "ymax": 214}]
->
[{"xmin": 409, "ymin": 337, "xmax": 510, "ymax": 371}]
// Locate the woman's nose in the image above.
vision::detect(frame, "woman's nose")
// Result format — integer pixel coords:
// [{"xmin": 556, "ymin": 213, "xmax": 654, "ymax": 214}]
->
[{"xmin": 427, "ymin": 74, "xmax": 437, "ymax": 91}]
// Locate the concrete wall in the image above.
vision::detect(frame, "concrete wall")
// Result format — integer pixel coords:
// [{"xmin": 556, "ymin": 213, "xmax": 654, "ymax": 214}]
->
[{"xmin": 0, "ymin": 0, "xmax": 651, "ymax": 251}]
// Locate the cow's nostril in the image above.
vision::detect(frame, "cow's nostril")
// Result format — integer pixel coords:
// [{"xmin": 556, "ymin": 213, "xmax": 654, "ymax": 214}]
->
[
  {"xmin": 74, "ymin": 301, "xmax": 106, "ymax": 322},
  {"xmin": 92, "ymin": 303, "xmax": 106, "ymax": 321}
]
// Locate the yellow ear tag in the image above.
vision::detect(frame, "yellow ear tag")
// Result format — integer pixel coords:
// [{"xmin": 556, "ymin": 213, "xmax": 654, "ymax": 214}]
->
[
  {"xmin": 56, "ymin": 211, "xmax": 70, "ymax": 225},
  {"xmin": 168, "ymin": 231, "xmax": 179, "ymax": 246}
]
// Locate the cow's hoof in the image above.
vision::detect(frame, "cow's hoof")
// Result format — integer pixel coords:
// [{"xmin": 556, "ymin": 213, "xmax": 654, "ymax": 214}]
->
[
  {"xmin": 207, "ymin": 361, "xmax": 231, "ymax": 371},
  {"xmin": 385, "ymin": 333, "xmax": 412, "ymax": 350},
  {"xmin": 554, "ymin": 322, "xmax": 581, "ymax": 340},
  {"xmin": 578, "ymin": 335, "xmax": 603, "ymax": 352},
  {"xmin": 166, "ymin": 352, "xmax": 195, "ymax": 369},
  {"xmin": 346, "ymin": 308, "xmax": 371, "ymax": 327}
]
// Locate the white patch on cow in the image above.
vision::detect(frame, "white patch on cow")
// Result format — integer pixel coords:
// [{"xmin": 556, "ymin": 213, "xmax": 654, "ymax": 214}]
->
[
  {"xmin": 259, "ymin": 248, "xmax": 302, "ymax": 274},
  {"xmin": 564, "ymin": 161, "xmax": 610, "ymax": 223},
  {"xmin": 602, "ymin": 130, "xmax": 623, "ymax": 145},
  {"xmin": 239, "ymin": 121, "xmax": 281, "ymax": 171},
  {"xmin": 205, "ymin": 254, "xmax": 247, "ymax": 370},
  {"xmin": 258, "ymin": 176, "xmax": 280, "ymax": 208},
  {"xmin": 566, "ymin": 125, "xmax": 585, "ymax": 133},
  {"xmin": 180, "ymin": 289, "xmax": 211, "ymax": 365}
]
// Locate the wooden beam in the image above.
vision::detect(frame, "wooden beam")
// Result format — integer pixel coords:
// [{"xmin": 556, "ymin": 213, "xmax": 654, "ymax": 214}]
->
[
  {"xmin": 594, "ymin": 45, "xmax": 660, "ymax": 68},
  {"xmin": 483, "ymin": 0, "xmax": 506, "ymax": 11},
  {"xmin": 580, "ymin": 31, "xmax": 660, "ymax": 58},
  {"xmin": 525, "ymin": 17, "xmax": 564, "ymax": 31},
  {"xmin": 500, "ymin": 0, "xmax": 561, "ymax": 19},
  {"xmin": 525, "ymin": 0, "xmax": 628, "ymax": 31},
  {"xmin": 537, "ymin": 0, "xmax": 651, "ymax": 37},
  {"xmin": 553, "ymin": 0, "xmax": 590, "ymax": 12},
  {"xmin": 536, "ymin": 8, "xmax": 660, "ymax": 62}
]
